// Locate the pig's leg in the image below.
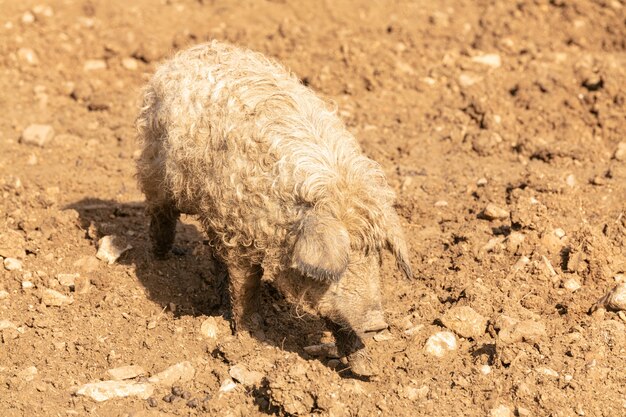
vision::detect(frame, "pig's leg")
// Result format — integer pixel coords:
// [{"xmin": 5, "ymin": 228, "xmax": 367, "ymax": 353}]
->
[
  {"xmin": 226, "ymin": 263, "xmax": 263, "ymax": 332},
  {"xmin": 147, "ymin": 200, "xmax": 180, "ymax": 259}
]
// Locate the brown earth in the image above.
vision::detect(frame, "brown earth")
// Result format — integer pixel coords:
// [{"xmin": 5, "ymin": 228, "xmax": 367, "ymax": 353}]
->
[{"xmin": 1, "ymin": 0, "xmax": 626, "ymax": 416}]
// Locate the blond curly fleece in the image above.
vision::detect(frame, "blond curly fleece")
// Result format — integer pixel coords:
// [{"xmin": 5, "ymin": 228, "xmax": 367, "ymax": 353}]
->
[{"xmin": 136, "ymin": 40, "xmax": 410, "ymax": 280}]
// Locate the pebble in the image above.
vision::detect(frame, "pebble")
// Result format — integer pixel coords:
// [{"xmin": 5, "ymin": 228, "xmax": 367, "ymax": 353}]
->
[
  {"xmin": 229, "ymin": 364, "xmax": 264, "ymax": 386},
  {"xmin": 107, "ymin": 365, "xmax": 145, "ymax": 381},
  {"xmin": 592, "ymin": 283, "xmax": 626, "ymax": 311},
  {"xmin": 537, "ymin": 367, "xmax": 559, "ymax": 378},
  {"xmin": 4, "ymin": 258, "xmax": 23, "ymax": 271},
  {"xmin": 483, "ymin": 203, "xmax": 509, "ymax": 220},
  {"xmin": 554, "ymin": 228, "xmax": 566, "ymax": 239},
  {"xmin": 0, "ymin": 290, "xmax": 9, "ymax": 299},
  {"xmin": 122, "ymin": 57, "xmax": 139, "ymax": 70},
  {"xmin": 41, "ymin": 289, "xmax": 74, "ymax": 306},
  {"xmin": 57, "ymin": 273, "xmax": 79, "ymax": 288},
  {"xmin": 148, "ymin": 361, "xmax": 195, "ymax": 386},
  {"xmin": 441, "ymin": 306, "xmax": 487, "ymax": 339},
  {"xmin": 373, "ymin": 330, "xmax": 394, "ymax": 342},
  {"xmin": 498, "ymin": 319, "xmax": 547, "ymax": 344},
  {"xmin": 21, "ymin": 280, "xmax": 34, "ymax": 289},
  {"xmin": 562, "ymin": 277, "xmax": 581, "ymax": 292},
  {"xmin": 303, "ymin": 343, "xmax": 339, "ymax": 358},
  {"xmin": 75, "ymin": 380, "xmax": 154, "ymax": 402},
  {"xmin": 511, "ymin": 256, "xmax": 530, "ymax": 272},
  {"xmin": 434, "ymin": 200, "xmax": 448, "ymax": 207},
  {"xmin": 218, "ymin": 378, "xmax": 237, "ymax": 393},
  {"xmin": 96, "ymin": 235, "xmax": 132, "ymax": 264},
  {"xmin": 83, "ymin": 59, "xmax": 107, "ymax": 71},
  {"xmin": 614, "ymin": 142, "xmax": 626, "ymax": 161},
  {"xmin": 17, "ymin": 366, "xmax": 38, "ymax": 382},
  {"xmin": 505, "ymin": 232, "xmax": 525, "ymax": 252},
  {"xmin": 490, "ymin": 404, "xmax": 513, "ymax": 417},
  {"xmin": 566, "ymin": 174, "xmax": 576, "ymax": 187},
  {"xmin": 21, "ymin": 11, "xmax": 35, "ymax": 24},
  {"xmin": 476, "ymin": 177, "xmax": 488, "ymax": 186},
  {"xmin": 478, "ymin": 365, "xmax": 491, "ymax": 375},
  {"xmin": 199, "ymin": 317, "xmax": 219, "ymax": 339},
  {"xmin": 458, "ymin": 72, "xmax": 482, "ymax": 87},
  {"xmin": 404, "ymin": 324, "xmax": 424, "ymax": 336},
  {"xmin": 17, "ymin": 48, "xmax": 39, "ymax": 65},
  {"xmin": 0, "ymin": 320, "xmax": 18, "ymax": 331},
  {"xmin": 471, "ymin": 53, "xmax": 501, "ymax": 68},
  {"xmin": 20, "ymin": 124, "xmax": 54, "ymax": 147},
  {"xmin": 424, "ymin": 331, "xmax": 457, "ymax": 357}
]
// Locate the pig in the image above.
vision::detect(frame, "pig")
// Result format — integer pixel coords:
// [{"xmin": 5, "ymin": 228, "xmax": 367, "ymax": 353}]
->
[{"xmin": 135, "ymin": 40, "xmax": 412, "ymax": 375}]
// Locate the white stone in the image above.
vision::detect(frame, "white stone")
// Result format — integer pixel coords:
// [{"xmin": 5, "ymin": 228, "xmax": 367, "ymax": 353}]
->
[
  {"xmin": 614, "ymin": 142, "xmax": 626, "ymax": 161},
  {"xmin": 200, "ymin": 317, "xmax": 219, "ymax": 339},
  {"xmin": 75, "ymin": 380, "xmax": 154, "ymax": 402},
  {"xmin": 479, "ymin": 365, "xmax": 491, "ymax": 375},
  {"xmin": 490, "ymin": 404, "xmax": 513, "ymax": 417},
  {"xmin": 554, "ymin": 228, "xmax": 566, "ymax": 238},
  {"xmin": 424, "ymin": 331, "xmax": 457, "ymax": 357},
  {"xmin": 562, "ymin": 277, "xmax": 581, "ymax": 292},
  {"xmin": 229, "ymin": 364, "xmax": 264, "ymax": 386},
  {"xmin": 373, "ymin": 330, "xmax": 394, "ymax": 342},
  {"xmin": 148, "ymin": 361, "xmax": 195, "ymax": 386},
  {"xmin": 537, "ymin": 367, "xmax": 559, "ymax": 378},
  {"xmin": 458, "ymin": 72, "xmax": 482, "ymax": 87},
  {"xmin": 17, "ymin": 48, "xmax": 39, "ymax": 65},
  {"xmin": 57, "ymin": 273, "xmax": 79, "ymax": 288},
  {"xmin": 83, "ymin": 59, "xmax": 107, "ymax": 71},
  {"xmin": 471, "ymin": 53, "xmax": 501, "ymax": 68},
  {"xmin": 0, "ymin": 290, "xmax": 9, "ymax": 299},
  {"xmin": 107, "ymin": 365, "xmax": 145, "ymax": 381},
  {"xmin": 21, "ymin": 11, "xmax": 35, "ymax": 24},
  {"xmin": 17, "ymin": 366, "xmax": 38, "ymax": 382},
  {"xmin": 96, "ymin": 235, "xmax": 132, "ymax": 264},
  {"xmin": 4, "ymin": 258, "xmax": 23, "ymax": 271},
  {"xmin": 0, "ymin": 320, "xmax": 18, "ymax": 330},
  {"xmin": 483, "ymin": 203, "xmax": 509, "ymax": 220},
  {"xmin": 21, "ymin": 281, "xmax": 34, "ymax": 289},
  {"xmin": 434, "ymin": 200, "xmax": 448, "ymax": 207},
  {"xmin": 566, "ymin": 174, "xmax": 576, "ymax": 187},
  {"xmin": 121, "ymin": 57, "xmax": 139, "ymax": 70},
  {"xmin": 20, "ymin": 124, "xmax": 54, "ymax": 147},
  {"xmin": 218, "ymin": 378, "xmax": 237, "ymax": 393},
  {"xmin": 41, "ymin": 289, "xmax": 73, "ymax": 306}
]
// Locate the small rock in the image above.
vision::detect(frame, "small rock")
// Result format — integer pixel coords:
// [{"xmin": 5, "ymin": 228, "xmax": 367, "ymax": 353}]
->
[
  {"xmin": 562, "ymin": 277, "xmax": 581, "ymax": 292},
  {"xmin": 218, "ymin": 378, "xmax": 237, "ymax": 393},
  {"xmin": 146, "ymin": 397, "xmax": 158, "ymax": 407},
  {"xmin": 228, "ymin": 364, "xmax": 264, "ymax": 386},
  {"xmin": 122, "ymin": 57, "xmax": 139, "ymax": 70},
  {"xmin": 458, "ymin": 72, "xmax": 482, "ymax": 87},
  {"xmin": 490, "ymin": 404, "xmax": 513, "ymax": 417},
  {"xmin": 478, "ymin": 365, "xmax": 491, "ymax": 375},
  {"xmin": 483, "ymin": 203, "xmax": 509, "ymax": 220},
  {"xmin": 554, "ymin": 228, "xmax": 566, "ymax": 239},
  {"xmin": 32, "ymin": 5, "xmax": 54, "ymax": 17},
  {"xmin": 441, "ymin": 306, "xmax": 487, "ymax": 339},
  {"xmin": 537, "ymin": 367, "xmax": 559, "ymax": 378},
  {"xmin": 96, "ymin": 235, "xmax": 132, "ymax": 264},
  {"xmin": 0, "ymin": 290, "xmax": 9, "ymax": 299},
  {"xmin": 424, "ymin": 331, "xmax": 457, "ymax": 357},
  {"xmin": 505, "ymin": 232, "xmax": 525, "ymax": 252},
  {"xmin": 148, "ymin": 361, "xmax": 195, "ymax": 386},
  {"xmin": 471, "ymin": 53, "xmax": 501, "ymax": 68},
  {"xmin": 83, "ymin": 59, "xmax": 107, "ymax": 71},
  {"xmin": 41, "ymin": 289, "xmax": 73, "ymax": 306},
  {"xmin": 20, "ymin": 124, "xmax": 54, "ymax": 147},
  {"xmin": 21, "ymin": 280, "xmax": 34, "ymax": 289},
  {"xmin": 21, "ymin": 11, "xmax": 35, "ymax": 24},
  {"xmin": 498, "ymin": 319, "xmax": 547, "ymax": 344},
  {"xmin": 0, "ymin": 320, "xmax": 18, "ymax": 331},
  {"xmin": 199, "ymin": 317, "xmax": 219, "ymax": 339},
  {"xmin": 511, "ymin": 256, "xmax": 530, "ymax": 272},
  {"xmin": 372, "ymin": 330, "xmax": 394, "ymax": 342},
  {"xmin": 107, "ymin": 365, "xmax": 145, "ymax": 381},
  {"xmin": 476, "ymin": 177, "xmax": 488, "ymax": 186},
  {"xmin": 614, "ymin": 142, "xmax": 626, "ymax": 161},
  {"xmin": 591, "ymin": 283, "xmax": 626, "ymax": 312},
  {"xmin": 74, "ymin": 275, "xmax": 91, "ymax": 294},
  {"xmin": 17, "ymin": 48, "xmax": 39, "ymax": 65},
  {"xmin": 57, "ymin": 273, "xmax": 79, "ymax": 288},
  {"xmin": 517, "ymin": 406, "xmax": 531, "ymax": 417},
  {"xmin": 4, "ymin": 258, "xmax": 23, "ymax": 271},
  {"xmin": 582, "ymin": 74, "xmax": 603, "ymax": 91},
  {"xmin": 434, "ymin": 200, "xmax": 448, "ymax": 207},
  {"xmin": 404, "ymin": 324, "xmax": 424, "ymax": 336},
  {"xmin": 17, "ymin": 366, "xmax": 38, "ymax": 382},
  {"xmin": 75, "ymin": 380, "xmax": 154, "ymax": 402},
  {"xmin": 566, "ymin": 174, "xmax": 576, "ymax": 187}
]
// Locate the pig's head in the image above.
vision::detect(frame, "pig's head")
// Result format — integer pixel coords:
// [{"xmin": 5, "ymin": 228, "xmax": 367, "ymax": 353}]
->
[{"xmin": 291, "ymin": 209, "xmax": 412, "ymax": 348}]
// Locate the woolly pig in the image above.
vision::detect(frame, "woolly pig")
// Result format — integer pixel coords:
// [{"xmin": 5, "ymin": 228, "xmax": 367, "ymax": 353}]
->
[{"xmin": 136, "ymin": 41, "xmax": 412, "ymax": 375}]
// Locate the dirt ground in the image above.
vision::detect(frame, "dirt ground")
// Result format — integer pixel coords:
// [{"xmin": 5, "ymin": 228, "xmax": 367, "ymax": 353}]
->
[{"xmin": 1, "ymin": 0, "xmax": 626, "ymax": 416}]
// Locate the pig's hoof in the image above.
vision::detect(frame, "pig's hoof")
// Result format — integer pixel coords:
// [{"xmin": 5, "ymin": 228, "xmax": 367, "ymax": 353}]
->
[{"xmin": 347, "ymin": 350, "xmax": 377, "ymax": 377}]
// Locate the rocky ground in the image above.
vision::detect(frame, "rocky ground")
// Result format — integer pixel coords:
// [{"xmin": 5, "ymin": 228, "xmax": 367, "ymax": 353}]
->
[{"xmin": 1, "ymin": 0, "xmax": 626, "ymax": 416}]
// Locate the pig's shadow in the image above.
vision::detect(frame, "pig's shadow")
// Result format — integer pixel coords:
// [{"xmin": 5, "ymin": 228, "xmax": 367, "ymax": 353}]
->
[{"xmin": 68, "ymin": 198, "xmax": 357, "ymax": 377}]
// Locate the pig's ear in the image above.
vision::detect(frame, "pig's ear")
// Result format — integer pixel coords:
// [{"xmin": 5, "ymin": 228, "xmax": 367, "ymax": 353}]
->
[
  {"xmin": 385, "ymin": 211, "xmax": 413, "ymax": 279},
  {"xmin": 292, "ymin": 213, "xmax": 350, "ymax": 281}
]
